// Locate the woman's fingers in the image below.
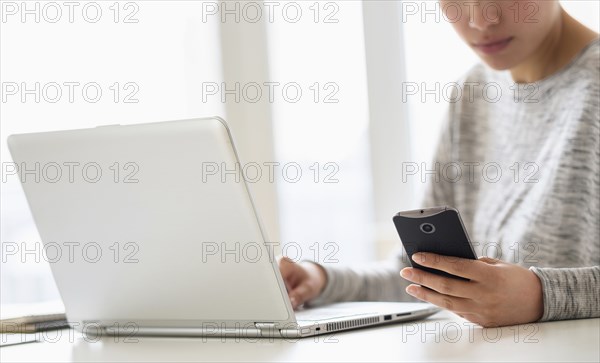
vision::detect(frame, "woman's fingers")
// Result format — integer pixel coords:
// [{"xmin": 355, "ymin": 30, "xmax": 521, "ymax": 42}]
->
[
  {"xmin": 412, "ymin": 252, "xmax": 485, "ymax": 280},
  {"xmin": 277, "ymin": 256, "xmax": 298, "ymax": 292},
  {"xmin": 289, "ymin": 283, "xmax": 313, "ymax": 309},
  {"xmin": 400, "ymin": 267, "xmax": 472, "ymax": 298},
  {"xmin": 405, "ymin": 284, "xmax": 473, "ymax": 314}
]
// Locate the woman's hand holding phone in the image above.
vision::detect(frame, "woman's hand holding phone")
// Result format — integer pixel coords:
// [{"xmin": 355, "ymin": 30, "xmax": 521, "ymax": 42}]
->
[{"xmin": 400, "ymin": 252, "xmax": 544, "ymax": 327}]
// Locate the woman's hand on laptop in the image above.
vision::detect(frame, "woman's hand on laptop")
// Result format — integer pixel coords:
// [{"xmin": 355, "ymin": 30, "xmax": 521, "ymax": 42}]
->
[
  {"xmin": 278, "ymin": 256, "xmax": 327, "ymax": 309},
  {"xmin": 399, "ymin": 252, "xmax": 544, "ymax": 327}
]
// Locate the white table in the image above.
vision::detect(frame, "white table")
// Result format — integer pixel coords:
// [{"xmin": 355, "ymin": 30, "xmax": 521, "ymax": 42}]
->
[{"xmin": 1, "ymin": 311, "xmax": 598, "ymax": 362}]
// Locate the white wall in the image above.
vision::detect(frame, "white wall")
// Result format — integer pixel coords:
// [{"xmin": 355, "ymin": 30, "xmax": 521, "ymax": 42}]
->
[{"xmin": 266, "ymin": 1, "xmax": 375, "ymax": 265}]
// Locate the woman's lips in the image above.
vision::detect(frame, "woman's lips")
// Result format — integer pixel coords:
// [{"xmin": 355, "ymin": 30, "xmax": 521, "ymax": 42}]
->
[{"xmin": 472, "ymin": 37, "xmax": 514, "ymax": 55}]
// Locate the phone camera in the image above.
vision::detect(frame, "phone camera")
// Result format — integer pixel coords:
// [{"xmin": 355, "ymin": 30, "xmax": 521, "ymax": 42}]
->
[{"xmin": 420, "ymin": 223, "xmax": 435, "ymax": 234}]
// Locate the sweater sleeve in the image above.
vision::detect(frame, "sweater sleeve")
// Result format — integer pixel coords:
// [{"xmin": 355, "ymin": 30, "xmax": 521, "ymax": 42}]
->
[
  {"xmin": 305, "ymin": 249, "xmax": 417, "ymax": 307},
  {"xmin": 530, "ymin": 266, "xmax": 600, "ymax": 321}
]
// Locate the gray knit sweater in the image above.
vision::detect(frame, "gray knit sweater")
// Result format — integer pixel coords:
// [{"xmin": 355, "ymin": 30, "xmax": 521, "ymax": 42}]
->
[{"xmin": 309, "ymin": 39, "xmax": 600, "ymax": 322}]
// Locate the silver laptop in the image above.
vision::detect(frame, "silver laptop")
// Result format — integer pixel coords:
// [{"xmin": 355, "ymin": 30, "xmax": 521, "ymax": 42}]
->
[{"xmin": 7, "ymin": 117, "xmax": 439, "ymax": 338}]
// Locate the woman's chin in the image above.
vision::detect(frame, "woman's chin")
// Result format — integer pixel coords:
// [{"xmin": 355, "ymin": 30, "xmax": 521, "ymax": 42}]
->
[{"xmin": 479, "ymin": 56, "xmax": 515, "ymax": 71}]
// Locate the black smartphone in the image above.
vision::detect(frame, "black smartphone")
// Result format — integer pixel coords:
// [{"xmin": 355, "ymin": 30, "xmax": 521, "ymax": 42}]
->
[{"xmin": 393, "ymin": 206, "xmax": 477, "ymax": 280}]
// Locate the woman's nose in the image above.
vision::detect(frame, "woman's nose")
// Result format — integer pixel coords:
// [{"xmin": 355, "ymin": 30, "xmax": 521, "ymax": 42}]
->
[{"xmin": 468, "ymin": 2, "xmax": 501, "ymax": 31}]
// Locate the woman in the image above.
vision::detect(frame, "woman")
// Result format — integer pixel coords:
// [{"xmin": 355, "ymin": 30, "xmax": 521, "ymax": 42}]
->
[{"xmin": 279, "ymin": 0, "xmax": 599, "ymax": 327}]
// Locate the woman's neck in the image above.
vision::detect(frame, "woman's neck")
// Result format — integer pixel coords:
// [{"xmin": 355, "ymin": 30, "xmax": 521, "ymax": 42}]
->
[{"xmin": 510, "ymin": 9, "xmax": 598, "ymax": 84}]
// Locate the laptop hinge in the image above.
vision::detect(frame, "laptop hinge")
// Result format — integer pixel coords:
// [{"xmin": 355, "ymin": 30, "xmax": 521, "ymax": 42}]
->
[
  {"xmin": 254, "ymin": 322, "xmax": 278, "ymax": 337},
  {"xmin": 254, "ymin": 322, "xmax": 276, "ymax": 329}
]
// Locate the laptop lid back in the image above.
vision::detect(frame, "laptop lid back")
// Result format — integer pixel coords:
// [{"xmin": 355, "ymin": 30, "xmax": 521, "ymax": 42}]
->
[{"xmin": 8, "ymin": 117, "xmax": 294, "ymax": 330}]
